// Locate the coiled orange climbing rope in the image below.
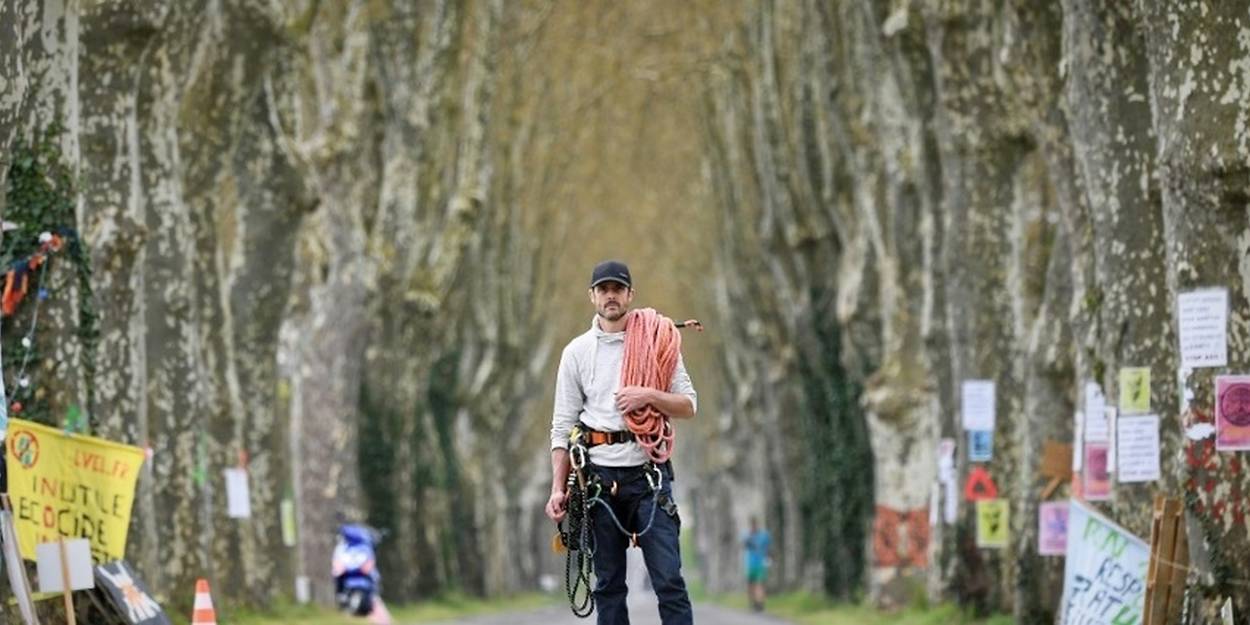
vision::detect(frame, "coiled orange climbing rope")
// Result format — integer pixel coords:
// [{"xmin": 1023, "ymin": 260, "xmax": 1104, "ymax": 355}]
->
[{"xmin": 621, "ymin": 308, "xmax": 700, "ymax": 464}]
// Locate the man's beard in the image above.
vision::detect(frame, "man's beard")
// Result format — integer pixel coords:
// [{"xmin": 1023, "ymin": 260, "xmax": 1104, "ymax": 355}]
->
[{"xmin": 599, "ymin": 304, "xmax": 626, "ymax": 321}]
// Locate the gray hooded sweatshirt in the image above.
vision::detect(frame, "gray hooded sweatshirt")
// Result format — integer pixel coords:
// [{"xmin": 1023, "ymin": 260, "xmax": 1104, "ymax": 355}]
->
[{"xmin": 549, "ymin": 315, "xmax": 698, "ymax": 467}]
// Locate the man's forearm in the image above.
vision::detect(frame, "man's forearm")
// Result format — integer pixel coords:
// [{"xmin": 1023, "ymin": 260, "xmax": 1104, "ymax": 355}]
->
[
  {"xmin": 649, "ymin": 389, "xmax": 696, "ymax": 419},
  {"xmin": 551, "ymin": 448, "xmax": 571, "ymax": 492}
]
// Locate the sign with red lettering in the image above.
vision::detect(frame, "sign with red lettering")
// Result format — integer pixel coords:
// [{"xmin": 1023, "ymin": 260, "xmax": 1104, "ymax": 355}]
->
[{"xmin": 4, "ymin": 419, "xmax": 145, "ymax": 562}]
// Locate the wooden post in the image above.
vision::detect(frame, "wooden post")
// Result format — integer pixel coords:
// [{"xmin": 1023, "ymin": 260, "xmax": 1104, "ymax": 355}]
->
[
  {"xmin": 1144, "ymin": 496, "xmax": 1188, "ymax": 625},
  {"xmin": 58, "ymin": 538, "xmax": 76, "ymax": 625}
]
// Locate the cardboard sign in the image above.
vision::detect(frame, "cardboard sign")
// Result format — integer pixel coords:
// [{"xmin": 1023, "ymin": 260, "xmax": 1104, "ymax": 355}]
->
[
  {"xmin": 1041, "ymin": 441, "xmax": 1074, "ymax": 480},
  {"xmin": 1061, "ymin": 500, "xmax": 1149, "ymax": 624},
  {"xmin": 1038, "ymin": 501, "xmax": 1069, "ymax": 556},
  {"xmin": 96, "ymin": 560, "xmax": 170, "ymax": 624},
  {"xmin": 1119, "ymin": 368, "xmax": 1151, "ymax": 414},
  {"xmin": 1215, "ymin": 375, "xmax": 1250, "ymax": 451},
  {"xmin": 976, "ymin": 500, "xmax": 1009, "ymax": 549},
  {"xmin": 5, "ymin": 419, "xmax": 146, "ymax": 562},
  {"xmin": 964, "ymin": 466, "xmax": 998, "ymax": 501},
  {"xmin": 1177, "ymin": 288, "xmax": 1228, "ymax": 369}
]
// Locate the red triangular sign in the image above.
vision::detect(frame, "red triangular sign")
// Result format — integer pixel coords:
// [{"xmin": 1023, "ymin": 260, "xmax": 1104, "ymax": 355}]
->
[{"xmin": 964, "ymin": 466, "xmax": 998, "ymax": 502}]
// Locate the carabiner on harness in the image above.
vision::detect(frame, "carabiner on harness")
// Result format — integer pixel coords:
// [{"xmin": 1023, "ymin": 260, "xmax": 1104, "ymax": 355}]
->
[{"xmin": 645, "ymin": 462, "xmax": 663, "ymax": 492}]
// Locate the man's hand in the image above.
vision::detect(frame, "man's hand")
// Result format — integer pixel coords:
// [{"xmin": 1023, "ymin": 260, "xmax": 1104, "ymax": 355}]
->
[
  {"xmin": 616, "ymin": 385, "xmax": 655, "ymax": 414},
  {"xmin": 546, "ymin": 488, "xmax": 569, "ymax": 523}
]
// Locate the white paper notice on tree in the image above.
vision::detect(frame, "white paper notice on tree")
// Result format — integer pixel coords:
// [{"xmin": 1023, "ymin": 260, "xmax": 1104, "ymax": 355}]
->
[
  {"xmin": 962, "ymin": 380, "xmax": 996, "ymax": 431},
  {"xmin": 224, "ymin": 468, "xmax": 252, "ymax": 519},
  {"xmin": 1177, "ymin": 288, "xmax": 1228, "ymax": 369},
  {"xmin": 1083, "ymin": 382, "xmax": 1109, "ymax": 442},
  {"xmin": 1116, "ymin": 415, "xmax": 1160, "ymax": 483}
]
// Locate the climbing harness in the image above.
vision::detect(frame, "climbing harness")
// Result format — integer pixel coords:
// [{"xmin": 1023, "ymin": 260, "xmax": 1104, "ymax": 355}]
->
[
  {"xmin": 557, "ymin": 428, "xmax": 667, "ymax": 618},
  {"xmin": 555, "ymin": 313, "xmax": 702, "ymax": 618}
]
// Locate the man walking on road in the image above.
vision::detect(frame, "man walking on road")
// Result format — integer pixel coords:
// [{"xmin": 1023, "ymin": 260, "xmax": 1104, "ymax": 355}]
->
[
  {"xmin": 546, "ymin": 260, "xmax": 698, "ymax": 625},
  {"xmin": 743, "ymin": 517, "xmax": 771, "ymax": 612}
]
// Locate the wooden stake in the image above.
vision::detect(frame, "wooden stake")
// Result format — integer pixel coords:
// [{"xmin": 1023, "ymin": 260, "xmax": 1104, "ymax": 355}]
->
[
  {"xmin": 1144, "ymin": 496, "xmax": 1187, "ymax": 625},
  {"xmin": 58, "ymin": 538, "xmax": 76, "ymax": 625}
]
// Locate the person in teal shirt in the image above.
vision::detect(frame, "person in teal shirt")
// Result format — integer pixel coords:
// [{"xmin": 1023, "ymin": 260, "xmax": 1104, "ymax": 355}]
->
[{"xmin": 743, "ymin": 517, "xmax": 771, "ymax": 612}]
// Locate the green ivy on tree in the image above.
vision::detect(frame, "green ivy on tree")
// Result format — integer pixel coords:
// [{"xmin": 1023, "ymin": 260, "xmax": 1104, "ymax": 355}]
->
[{"xmin": 3, "ymin": 123, "xmax": 98, "ymax": 427}]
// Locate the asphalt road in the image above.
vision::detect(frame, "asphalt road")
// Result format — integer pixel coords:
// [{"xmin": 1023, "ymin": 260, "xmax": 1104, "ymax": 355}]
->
[
  {"xmin": 414, "ymin": 595, "xmax": 796, "ymax": 625},
  {"xmin": 407, "ymin": 550, "xmax": 794, "ymax": 625}
]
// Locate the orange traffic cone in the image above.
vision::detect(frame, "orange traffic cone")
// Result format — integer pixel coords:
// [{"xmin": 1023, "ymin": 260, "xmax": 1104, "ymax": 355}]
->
[{"xmin": 191, "ymin": 578, "xmax": 217, "ymax": 625}]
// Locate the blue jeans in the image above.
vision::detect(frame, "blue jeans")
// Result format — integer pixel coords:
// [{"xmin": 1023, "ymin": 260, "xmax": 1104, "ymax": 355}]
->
[{"xmin": 589, "ymin": 463, "xmax": 692, "ymax": 625}]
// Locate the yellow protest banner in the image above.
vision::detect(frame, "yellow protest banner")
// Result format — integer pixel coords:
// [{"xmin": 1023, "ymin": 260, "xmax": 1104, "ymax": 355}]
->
[
  {"xmin": 976, "ymin": 499, "xmax": 1009, "ymax": 549},
  {"xmin": 5, "ymin": 419, "xmax": 145, "ymax": 562}
]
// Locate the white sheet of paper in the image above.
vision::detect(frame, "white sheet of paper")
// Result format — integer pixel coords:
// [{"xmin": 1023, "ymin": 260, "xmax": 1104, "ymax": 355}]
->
[
  {"xmin": 944, "ymin": 478, "xmax": 958, "ymax": 524},
  {"xmin": 224, "ymin": 468, "xmax": 252, "ymax": 519},
  {"xmin": 1116, "ymin": 414, "xmax": 1160, "ymax": 482},
  {"xmin": 938, "ymin": 438, "xmax": 956, "ymax": 482},
  {"xmin": 35, "ymin": 539, "xmax": 94, "ymax": 593},
  {"xmin": 1107, "ymin": 407, "xmax": 1118, "ymax": 475},
  {"xmin": 1, "ymin": 510, "xmax": 37, "ymax": 623},
  {"xmin": 295, "ymin": 575, "xmax": 311, "ymax": 604},
  {"xmin": 1073, "ymin": 410, "xmax": 1085, "ymax": 472},
  {"xmin": 1178, "ymin": 288, "xmax": 1228, "ymax": 369},
  {"xmin": 961, "ymin": 380, "xmax": 996, "ymax": 431},
  {"xmin": 930, "ymin": 484, "xmax": 939, "ymax": 527},
  {"xmin": 1083, "ymin": 382, "xmax": 1108, "ymax": 442}
]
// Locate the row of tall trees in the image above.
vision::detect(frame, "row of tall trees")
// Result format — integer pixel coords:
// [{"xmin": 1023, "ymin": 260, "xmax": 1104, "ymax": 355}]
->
[
  {"xmin": 0, "ymin": 0, "xmax": 584, "ymax": 618},
  {"xmin": 700, "ymin": 0, "xmax": 1250, "ymax": 621}
]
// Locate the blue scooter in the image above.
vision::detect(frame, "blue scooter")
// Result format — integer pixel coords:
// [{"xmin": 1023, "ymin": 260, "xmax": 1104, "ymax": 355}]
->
[{"xmin": 333, "ymin": 524, "xmax": 384, "ymax": 616}]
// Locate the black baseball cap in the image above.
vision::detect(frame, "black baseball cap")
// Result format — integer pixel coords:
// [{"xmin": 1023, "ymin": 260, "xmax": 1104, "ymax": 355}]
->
[{"xmin": 590, "ymin": 260, "xmax": 632, "ymax": 289}]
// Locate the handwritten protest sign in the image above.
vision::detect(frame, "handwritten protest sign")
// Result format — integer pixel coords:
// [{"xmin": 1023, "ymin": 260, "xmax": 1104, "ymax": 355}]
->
[
  {"xmin": 1061, "ymin": 500, "xmax": 1148, "ymax": 625},
  {"xmin": 962, "ymin": 380, "xmax": 996, "ymax": 431},
  {"xmin": 1119, "ymin": 368, "xmax": 1151, "ymax": 414},
  {"xmin": 5, "ymin": 419, "xmax": 145, "ymax": 562},
  {"xmin": 1215, "ymin": 375, "xmax": 1250, "ymax": 451},
  {"xmin": 976, "ymin": 500, "xmax": 1008, "ymax": 548},
  {"xmin": 1177, "ymin": 288, "xmax": 1228, "ymax": 369}
]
